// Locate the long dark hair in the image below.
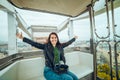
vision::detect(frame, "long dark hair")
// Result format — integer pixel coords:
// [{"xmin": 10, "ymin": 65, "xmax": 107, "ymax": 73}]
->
[{"xmin": 48, "ymin": 32, "xmax": 60, "ymax": 45}]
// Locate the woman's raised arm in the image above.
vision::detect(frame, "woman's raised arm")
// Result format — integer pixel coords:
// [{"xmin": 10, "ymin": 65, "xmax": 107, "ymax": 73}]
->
[
  {"xmin": 61, "ymin": 36, "xmax": 78, "ymax": 48},
  {"xmin": 16, "ymin": 32, "xmax": 45, "ymax": 49}
]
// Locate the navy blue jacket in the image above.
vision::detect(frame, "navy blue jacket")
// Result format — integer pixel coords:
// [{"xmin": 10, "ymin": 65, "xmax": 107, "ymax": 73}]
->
[{"xmin": 23, "ymin": 37, "xmax": 76, "ymax": 69}]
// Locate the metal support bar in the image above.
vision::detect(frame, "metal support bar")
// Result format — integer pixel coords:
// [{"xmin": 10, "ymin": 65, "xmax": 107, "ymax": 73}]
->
[{"xmin": 87, "ymin": 4, "xmax": 96, "ymax": 80}]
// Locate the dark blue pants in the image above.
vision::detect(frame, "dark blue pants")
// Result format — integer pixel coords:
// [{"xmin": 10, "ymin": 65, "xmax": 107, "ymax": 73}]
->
[{"xmin": 44, "ymin": 66, "xmax": 79, "ymax": 80}]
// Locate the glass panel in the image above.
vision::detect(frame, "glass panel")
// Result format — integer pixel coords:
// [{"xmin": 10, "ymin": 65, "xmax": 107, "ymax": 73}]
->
[
  {"xmin": 116, "ymin": 42, "xmax": 120, "ymax": 79},
  {"xmin": 96, "ymin": 42, "xmax": 112, "ymax": 80},
  {"xmin": 93, "ymin": 0, "xmax": 110, "ymax": 39},
  {"xmin": 114, "ymin": 3, "xmax": 120, "ymax": 38},
  {"xmin": 0, "ymin": 10, "xmax": 8, "ymax": 59},
  {"xmin": 117, "ymin": 43, "xmax": 120, "ymax": 79},
  {"xmin": 73, "ymin": 17, "xmax": 90, "ymax": 52},
  {"xmin": 113, "ymin": 1, "xmax": 120, "ymax": 79}
]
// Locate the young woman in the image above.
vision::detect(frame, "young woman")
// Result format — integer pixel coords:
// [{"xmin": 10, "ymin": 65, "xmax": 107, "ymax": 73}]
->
[{"xmin": 17, "ymin": 32, "xmax": 78, "ymax": 80}]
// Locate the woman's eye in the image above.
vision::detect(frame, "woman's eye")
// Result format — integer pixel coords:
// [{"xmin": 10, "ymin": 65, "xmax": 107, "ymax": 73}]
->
[{"xmin": 51, "ymin": 37, "xmax": 57, "ymax": 39}]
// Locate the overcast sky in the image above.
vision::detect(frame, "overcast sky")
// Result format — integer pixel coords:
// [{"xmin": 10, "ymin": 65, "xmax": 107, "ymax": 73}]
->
[
  {"xmin": 0, "ymin": 7, "xmax": 120, "ymax": 43},
  {"xmin": 16, "ymin": 8, "xmax": 91, "ymax": 41}
]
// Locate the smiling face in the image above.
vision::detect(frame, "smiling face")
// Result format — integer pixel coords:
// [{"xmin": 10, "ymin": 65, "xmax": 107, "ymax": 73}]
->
[{"xmin": 50, "ymin": 34, "xmax": 58, "ymax": 46}]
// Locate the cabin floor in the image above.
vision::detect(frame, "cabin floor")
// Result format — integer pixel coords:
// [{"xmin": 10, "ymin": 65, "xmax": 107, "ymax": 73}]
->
[{"xmin": 80, "ymin": 73, "xmax": 93, "ymax": 80}]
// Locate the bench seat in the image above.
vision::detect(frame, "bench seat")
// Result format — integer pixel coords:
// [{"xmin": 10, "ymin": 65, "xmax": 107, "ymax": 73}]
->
[{"xmin": 0, "ymin": 51, "xmax": 93, "ymax": 80}]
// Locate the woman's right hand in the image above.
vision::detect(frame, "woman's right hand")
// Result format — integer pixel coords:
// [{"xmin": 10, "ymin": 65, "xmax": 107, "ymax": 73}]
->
[{"xmin": 16, "ymin": 32, "xmax": 23, "ymax": 40}]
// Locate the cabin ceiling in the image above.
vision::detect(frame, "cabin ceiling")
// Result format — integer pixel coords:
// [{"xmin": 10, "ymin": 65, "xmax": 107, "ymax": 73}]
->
[{"xmin": 8, "ymin": 0, "xmax": 92, "ymax": 17}]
